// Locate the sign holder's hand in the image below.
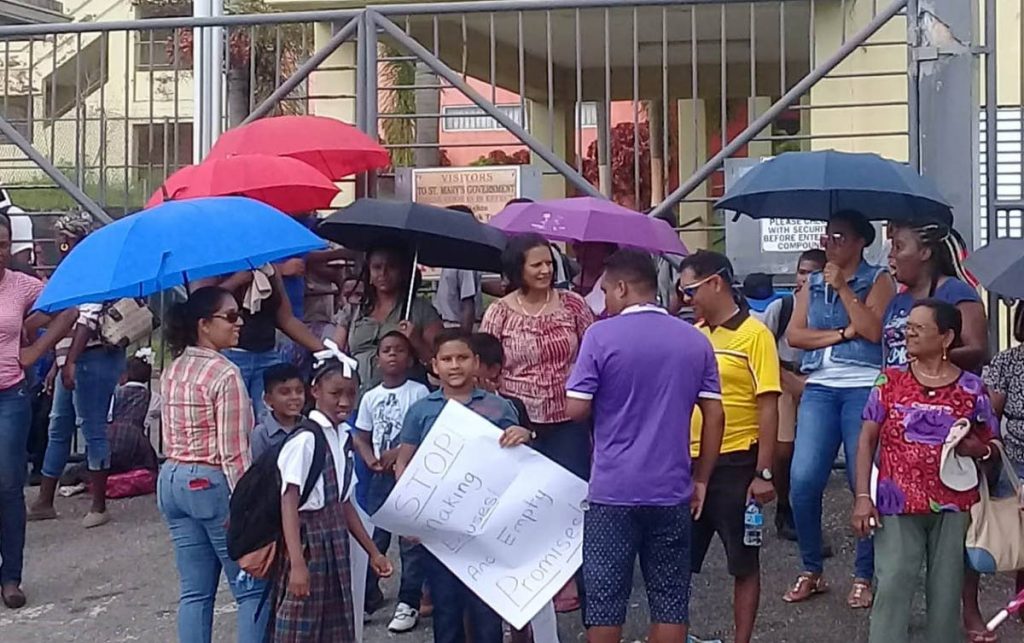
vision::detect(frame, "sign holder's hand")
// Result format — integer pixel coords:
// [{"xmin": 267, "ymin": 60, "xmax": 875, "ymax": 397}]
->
[{"xmin": 499, "ymin": 426, "xmax": 532, "ymax": 448}]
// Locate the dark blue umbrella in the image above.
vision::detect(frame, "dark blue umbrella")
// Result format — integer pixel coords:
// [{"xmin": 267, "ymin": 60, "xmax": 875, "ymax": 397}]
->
[
  {"xmin": 35, "ymin": 196, "xmax": 326, "ymax": 312},
  {"xmin": 715, "ymin": 150, "xmax": 953, "ymax": 226}
]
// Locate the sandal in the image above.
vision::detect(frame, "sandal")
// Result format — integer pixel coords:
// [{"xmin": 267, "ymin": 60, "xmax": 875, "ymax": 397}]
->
[
  {"xmin": 783, "ymin": 573, "xmax": 829, "ymax": 603},
  {"xmin": 847, "ymin": 579, "xmax": 874, "ymax": 609}
]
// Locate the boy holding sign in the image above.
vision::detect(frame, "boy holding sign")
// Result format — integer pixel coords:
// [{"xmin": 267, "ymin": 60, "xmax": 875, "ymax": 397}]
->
[{"xmin": 396, "ymin": 329, "xmax": 532, "ymax": 643}]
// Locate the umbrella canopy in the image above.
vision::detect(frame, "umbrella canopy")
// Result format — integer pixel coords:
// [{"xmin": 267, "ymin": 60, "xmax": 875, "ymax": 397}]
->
[
  {"xmin": 145, "ymin": 154, "xmax": 340, "ymax": 215},
  {"xmin": 964, "ymin": 237, "xmax": 1024, "ymax": 300},
  {"xmin": 489, "ymin": 196, "xmax": 688, "ymax": 256},
  {"xmin": 35, "ymin": 197, "xmax": 326, "ymax": 312},
  {"xmin": 207, "ymin": 115, "xmax": 390, "ymax": 180},
  {"xmin": 714, "ymin": 150, "xmax": 953, "ymax": 226},
  {"xmin": 317, "ymin": 198, "xmax": 507, "ymax": 272}
]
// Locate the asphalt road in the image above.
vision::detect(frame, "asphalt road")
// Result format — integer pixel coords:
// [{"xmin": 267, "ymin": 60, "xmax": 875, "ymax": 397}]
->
[{"xmin": 4, "ymin": 476, "xmax": 1021, "ymax": 642}]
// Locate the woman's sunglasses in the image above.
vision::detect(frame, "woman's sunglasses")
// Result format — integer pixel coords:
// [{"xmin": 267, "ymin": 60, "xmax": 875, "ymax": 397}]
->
[
  {"xmin": 211, "ymin": 311, "xmax": 242, "ymax": 324},
  {"xmin": 819, "ymin": 232, "xmax": 847, "ymax": 247}
]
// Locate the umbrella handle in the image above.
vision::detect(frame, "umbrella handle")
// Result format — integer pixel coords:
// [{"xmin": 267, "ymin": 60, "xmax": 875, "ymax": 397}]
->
[{"xmin": 404, "ymin": 247, "xmax": 418, "ymax": 321}]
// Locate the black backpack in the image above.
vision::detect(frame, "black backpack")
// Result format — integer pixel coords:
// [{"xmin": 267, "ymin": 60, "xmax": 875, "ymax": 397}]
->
[
  {"xmin": 226, "ymin": 419, "xmax": 327, "ymax": 571},
  {"xmin": 775, "ymin": 294, "xmax": 795, "ymax": 342}
]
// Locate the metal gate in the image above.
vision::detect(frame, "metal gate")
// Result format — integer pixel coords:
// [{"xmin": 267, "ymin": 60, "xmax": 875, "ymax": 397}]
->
[{"xmin": 0, "ymin": 0, "xmax": 1016, "ymax": 326}]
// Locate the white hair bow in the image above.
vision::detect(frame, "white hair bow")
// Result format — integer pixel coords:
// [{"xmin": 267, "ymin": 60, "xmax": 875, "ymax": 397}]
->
[
  {"xmin": 134, "ymin": 346, "xmax": 155, "ymax": 365},
  {"xmin": 312, "ymin": 338, "xmax": 359, "ymax": 379}
]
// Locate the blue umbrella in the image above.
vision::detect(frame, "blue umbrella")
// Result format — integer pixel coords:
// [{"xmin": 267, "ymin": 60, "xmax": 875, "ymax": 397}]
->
[
  {"xmin": 35, "ymin": 196, "xmax": 326, "ymax": 312},
  {"xmin": 715, "ymin": 150, "xmax": 953, "ymax": 226}
]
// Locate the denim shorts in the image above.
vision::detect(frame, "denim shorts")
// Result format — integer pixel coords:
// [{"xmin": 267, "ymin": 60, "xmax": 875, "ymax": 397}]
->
[{"xmin": 582, "ymin": 501, "xmax": 692, "ymax": 627}]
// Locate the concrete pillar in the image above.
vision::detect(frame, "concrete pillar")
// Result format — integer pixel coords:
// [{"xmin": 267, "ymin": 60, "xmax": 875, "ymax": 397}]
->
[
  {"xmin": 808, "ymin": 2, "xmax": 907, "ymax": 160},
  {"xmin": 529, "ymin": 99, "xmax": 574, "ymax": 199},
  {"xmin": 746, "ymin": 96, "xmax": 774, "ymax": 160},
  {"xmin": 310, "ymin": 21, "xmax": 358, "ymax": 205},
  {"xmin": 677, "ymin": 98, "xmax": 709, "ymax": 251},
  {"xmin": 596, "ymin": 101, "xmax": 611, "ymax": 197},
  {"xmin": 649, "ymin": 100, "xmax": 664, "ymax": 206}
]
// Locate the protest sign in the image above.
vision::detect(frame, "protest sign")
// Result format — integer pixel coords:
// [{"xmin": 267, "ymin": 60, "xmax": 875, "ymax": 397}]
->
[{"xmin": 372, "ymin": 401, "xmax": 588, "ymax": 630}]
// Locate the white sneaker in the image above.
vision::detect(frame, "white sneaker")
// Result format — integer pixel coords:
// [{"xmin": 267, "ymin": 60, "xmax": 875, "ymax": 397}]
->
[{"xmin": 387, "ymin": 602, "xmax": 419, "ymax": 633}]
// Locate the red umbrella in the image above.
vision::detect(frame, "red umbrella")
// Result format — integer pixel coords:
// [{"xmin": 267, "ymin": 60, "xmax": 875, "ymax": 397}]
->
[
  {"xmin": 206, "ymin": 115, "xmax": 391, "ymax": 180},
  {"xmin": 146, "ymin": 154, "xmax": 340, "ymax": 215}
]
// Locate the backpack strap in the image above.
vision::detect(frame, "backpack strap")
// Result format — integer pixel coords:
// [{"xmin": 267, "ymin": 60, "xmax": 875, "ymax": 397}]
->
[
  {"xmin": 338, "ymin": 433, "xmax": 354, "ymax": 502},
  {"xmin": 287, "ymin": 419, "xmax": 328, "ymax": 508},
  {"xmin": 776, "ymin": 294, "xmax": 795, "ymax": 342}
]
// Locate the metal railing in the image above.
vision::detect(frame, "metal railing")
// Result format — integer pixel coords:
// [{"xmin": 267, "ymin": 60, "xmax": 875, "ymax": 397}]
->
[{"xmin": 0, "ymin": 0, "xmax": 913, "ymax": 255}]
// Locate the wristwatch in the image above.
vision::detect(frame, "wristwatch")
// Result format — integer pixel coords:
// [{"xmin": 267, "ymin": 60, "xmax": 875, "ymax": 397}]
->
[{"xmin": 756, "ymin": 468, "xmax": 774, "ymax": 482}]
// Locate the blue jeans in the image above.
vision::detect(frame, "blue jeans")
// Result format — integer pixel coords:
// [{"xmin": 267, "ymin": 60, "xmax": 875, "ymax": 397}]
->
[
  {"xmin": 0, "ymin": 381, "xmax": 31, "ymax": 584},
  {"xmin": 790, "ymin": 384, "xmax": 874, "ymax": 580},
  {"xmin": 158, "ymin": 461, "xmax": 268, "ymax": 643},
  {"xmin": 425, "ymin": 552, "xmax": 502, "ymax": 643},
  {"xmin": 42, "ymin": 347, "xmax": 125, "ymax": 478},
  {"xmin": 224, "ymin": 349, "xmax": 283, "ymax": 418}
]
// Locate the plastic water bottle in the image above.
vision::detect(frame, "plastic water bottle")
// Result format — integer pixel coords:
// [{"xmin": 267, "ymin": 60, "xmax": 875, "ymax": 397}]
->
[{"xmin": 743, "ymin": 500, "xmax": 763, "ymax": 547}]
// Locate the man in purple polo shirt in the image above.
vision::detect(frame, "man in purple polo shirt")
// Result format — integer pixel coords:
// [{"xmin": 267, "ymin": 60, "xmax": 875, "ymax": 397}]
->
[{"xmin": 565, "ymin": 249, "xmax": 725, "ymax": 643}]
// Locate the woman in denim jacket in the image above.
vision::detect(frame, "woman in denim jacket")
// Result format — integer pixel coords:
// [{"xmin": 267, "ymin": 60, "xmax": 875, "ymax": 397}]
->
[{"xmin": 782, "ymin": 210, "xmax": 895, "ymax": 609}]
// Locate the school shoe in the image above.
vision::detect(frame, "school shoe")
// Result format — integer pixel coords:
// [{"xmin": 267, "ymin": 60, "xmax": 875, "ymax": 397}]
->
[{"xmin": 388, "ymin": 602, "xmax": 419, "ymax": 633}]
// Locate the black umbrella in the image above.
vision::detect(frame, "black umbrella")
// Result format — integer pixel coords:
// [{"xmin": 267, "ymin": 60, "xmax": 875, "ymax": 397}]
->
[
  {"xmin": 964, "ymin": 237, "xmax": 1024, "ymax": 300},
  {"xmin": 318, "ymin": 198, "xmax": 508, "ymax": 317}
]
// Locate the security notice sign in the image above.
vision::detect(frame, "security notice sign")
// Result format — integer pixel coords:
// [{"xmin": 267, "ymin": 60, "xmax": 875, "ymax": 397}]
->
[{"xmin": 759, "ymin": 218, "xmax": 826, "ymax": 252}]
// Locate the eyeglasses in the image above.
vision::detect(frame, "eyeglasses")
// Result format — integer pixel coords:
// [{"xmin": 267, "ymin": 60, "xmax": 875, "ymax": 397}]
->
[
  {"xmin": 211, "ymin": 311, "xmax": 242, "ymax": 324},
  {"xmin": 678, "ymin": 270, "xmax": 725, "ymax": 300},
  {"xmin": 819, "ymin": 232, "xmax": 847, "ymax": 248},
  {"xmin": 905, "ymin": 321, "xmax": 938, "ymax": 335}
]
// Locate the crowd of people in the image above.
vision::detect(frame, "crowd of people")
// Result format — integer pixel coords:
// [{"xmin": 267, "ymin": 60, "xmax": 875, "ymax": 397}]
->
[{"xmin": 0, "ymin": 199, "xmax": 1022, "ymax": 643}]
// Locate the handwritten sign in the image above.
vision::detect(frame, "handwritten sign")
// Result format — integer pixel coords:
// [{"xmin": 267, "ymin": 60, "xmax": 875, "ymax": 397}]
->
[
  {"xmin": 411, "ymin": 166, "xmax": 522, "ymax": 223},
  {"xmin": 372, "ymin": 401, "xmax": 588, "ymax": 629},
  {"xmin": 759, "ymin": 218, "xmax": 826, "ymax": 252}
]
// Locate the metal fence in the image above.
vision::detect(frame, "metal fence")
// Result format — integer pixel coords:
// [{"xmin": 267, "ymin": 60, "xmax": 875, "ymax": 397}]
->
[
  {"xmin": 0, "ymin": 0, "xmax": 914, "ymax": 252},
  {"xmin": 1, "ymin": 0, "xmax": 1022, "ymax": 451}
]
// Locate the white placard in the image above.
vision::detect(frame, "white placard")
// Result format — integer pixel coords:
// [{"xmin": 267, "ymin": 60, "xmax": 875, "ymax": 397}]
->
[
  {"xmin": 372, "ymin": 401, "xmax": 588, "ymax": 630},
  {"xmin": 759, "ymin": 218, "xmax": 827, "ymax": 252}
]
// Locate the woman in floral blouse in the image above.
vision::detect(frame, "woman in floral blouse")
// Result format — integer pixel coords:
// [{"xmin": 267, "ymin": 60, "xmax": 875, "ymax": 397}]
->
[{"xmin": 852, "ymin": 299, "xmax": 997, "ymax": 643}]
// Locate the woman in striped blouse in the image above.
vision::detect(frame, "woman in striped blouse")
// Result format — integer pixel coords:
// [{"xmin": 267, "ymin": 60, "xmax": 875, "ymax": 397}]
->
[
  {"xmin": 480, "ymin": 232, "xmax": 595, "ymax": 478},
  {"xmin": 158, "ymin": 286, "xmax": 267, "ymax": 643}
]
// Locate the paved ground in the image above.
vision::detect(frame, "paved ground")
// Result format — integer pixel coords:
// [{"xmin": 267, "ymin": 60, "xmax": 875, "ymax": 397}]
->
[{"xmin": 4, "ymin": 476, "xmax": 1022, "ymax": 642}]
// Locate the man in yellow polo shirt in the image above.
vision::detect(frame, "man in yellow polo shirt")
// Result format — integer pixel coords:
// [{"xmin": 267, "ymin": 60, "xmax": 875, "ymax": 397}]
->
[{"xmin": 679, "ymin": 250, "xmax": 780, "ymax": 643}]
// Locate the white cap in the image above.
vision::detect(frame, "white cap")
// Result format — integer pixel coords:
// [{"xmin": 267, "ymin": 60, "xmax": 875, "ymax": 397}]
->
[{"xmin": 7, "ymin": 211, "xmax": 33, "ymax": 256}]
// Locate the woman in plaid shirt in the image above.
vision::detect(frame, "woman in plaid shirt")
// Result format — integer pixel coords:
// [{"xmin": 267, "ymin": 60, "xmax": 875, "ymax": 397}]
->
[{"xmin": 157, "ymin": 286, "xmax": 267, "ymax": 643}]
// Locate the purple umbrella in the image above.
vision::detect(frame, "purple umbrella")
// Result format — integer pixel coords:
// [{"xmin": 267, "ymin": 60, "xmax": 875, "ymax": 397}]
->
[{"xmin": 489, "ymin": 196, "xmax": 688, "ymax": 256}]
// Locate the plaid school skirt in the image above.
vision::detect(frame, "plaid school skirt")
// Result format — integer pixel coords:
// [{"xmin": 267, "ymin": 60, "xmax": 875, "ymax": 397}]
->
[{"xmin": 270, "ymin": 447, "xmax": 355, "ymax": 642}]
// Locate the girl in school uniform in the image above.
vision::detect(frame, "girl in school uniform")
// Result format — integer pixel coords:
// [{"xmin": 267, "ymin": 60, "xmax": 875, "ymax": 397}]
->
[{"xmin": 271, "ymin": 348, "xmax": 393, "ymax": 643}]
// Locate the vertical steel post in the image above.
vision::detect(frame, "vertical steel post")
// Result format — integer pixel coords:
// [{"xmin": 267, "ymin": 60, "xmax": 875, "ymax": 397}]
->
[{"xmin": 914, "ymin": 0, "xmax": 980, "ymax": 249}]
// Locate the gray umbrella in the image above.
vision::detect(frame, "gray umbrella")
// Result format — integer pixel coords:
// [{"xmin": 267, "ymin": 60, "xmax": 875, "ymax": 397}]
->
[{"xmin": 964, "ymin": 237, "xmax": 1024, "ymax": 299}]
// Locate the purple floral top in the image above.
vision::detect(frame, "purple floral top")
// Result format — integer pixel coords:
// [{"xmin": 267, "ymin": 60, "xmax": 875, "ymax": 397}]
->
[{"xmin": 863, "ymin": 367, "xmax": 998, "ymax": 515}]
